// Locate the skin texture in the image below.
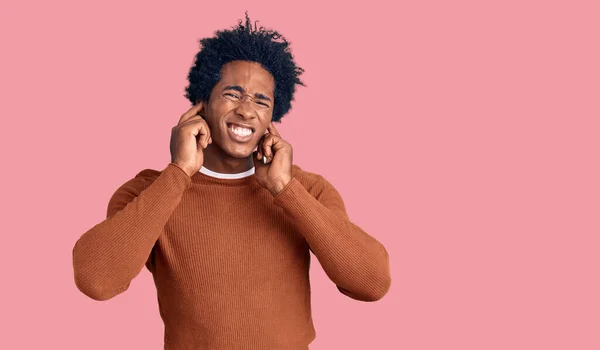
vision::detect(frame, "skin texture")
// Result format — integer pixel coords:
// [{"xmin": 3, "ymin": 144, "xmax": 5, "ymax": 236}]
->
[
  {"xmin": 170, "ymin": 60, "xmax": 293, "ymax": 196},
  {"xmin": 170, "ymin": 103, "xmax": 212, "ymax": 177}
]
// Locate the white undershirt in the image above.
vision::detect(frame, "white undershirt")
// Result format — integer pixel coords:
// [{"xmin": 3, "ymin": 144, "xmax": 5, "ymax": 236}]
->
[{"xmin": 199, "ymin": 166, "xmax": 255, "ymax": 179}]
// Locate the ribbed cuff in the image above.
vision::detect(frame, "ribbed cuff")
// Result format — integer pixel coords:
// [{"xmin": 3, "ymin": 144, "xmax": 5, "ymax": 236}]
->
[{"xmin": 272, "ymin": 177, "xmax": 305, "ymax": 204}]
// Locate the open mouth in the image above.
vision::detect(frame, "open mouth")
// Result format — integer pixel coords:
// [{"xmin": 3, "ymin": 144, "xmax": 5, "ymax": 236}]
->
[{"xmin": 226, "ymin": 122, "xmax": 255, "ymax": 142}]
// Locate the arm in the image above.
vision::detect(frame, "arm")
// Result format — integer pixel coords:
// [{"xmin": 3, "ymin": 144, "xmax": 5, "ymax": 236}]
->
[
  {"xmin": 273, "ymin": 176, "xmax": 391, "ymax": 302},
  {"xmin": 72, "ymin": 163, "xmax": 191, "ymax": 301}
]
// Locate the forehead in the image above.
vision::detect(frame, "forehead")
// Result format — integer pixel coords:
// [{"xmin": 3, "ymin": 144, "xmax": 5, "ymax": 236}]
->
[{"xmin": 218, "ymin": 60, "xmax": 275, "ymax": 95}]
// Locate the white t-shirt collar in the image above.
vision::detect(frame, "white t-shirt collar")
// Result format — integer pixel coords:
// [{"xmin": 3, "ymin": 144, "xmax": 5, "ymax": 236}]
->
[{"xmin": 199, "ymin": 166, "xmax": 255, "ymax": 179}]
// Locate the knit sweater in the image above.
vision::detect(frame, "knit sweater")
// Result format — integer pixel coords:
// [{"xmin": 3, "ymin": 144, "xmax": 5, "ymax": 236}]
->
[{"xmin": 72, "ymin": 162, "xmax": 391, "ymax": 349}]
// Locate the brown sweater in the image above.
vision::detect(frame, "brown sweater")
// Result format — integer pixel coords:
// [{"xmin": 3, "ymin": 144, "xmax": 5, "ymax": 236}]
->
[{"xmin": 73, "ymin": 162, "xmax": 391, "ymax": 349}]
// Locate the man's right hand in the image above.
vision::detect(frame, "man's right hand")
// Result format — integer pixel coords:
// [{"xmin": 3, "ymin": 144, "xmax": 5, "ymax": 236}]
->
[{"xmin": 170, "ymin": 102, "xmax": 212, "ymax": 177}]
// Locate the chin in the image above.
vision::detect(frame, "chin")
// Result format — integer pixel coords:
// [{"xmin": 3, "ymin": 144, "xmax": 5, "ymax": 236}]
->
[{"xmin": 223, "ymin": 143, "xmax": 256, "ymax": 159}]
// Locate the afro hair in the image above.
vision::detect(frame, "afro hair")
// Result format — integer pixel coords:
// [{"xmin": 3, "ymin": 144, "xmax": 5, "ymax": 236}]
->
[{"xmin": 184, "ymin": 12, "xmax": 305, "ymax": 122}]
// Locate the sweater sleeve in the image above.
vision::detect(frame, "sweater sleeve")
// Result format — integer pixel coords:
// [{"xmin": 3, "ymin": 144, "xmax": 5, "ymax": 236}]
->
[
  {"xmin": 72, "ymin": 163, "xmax": 192, "ymax": 301},
  {"xmin": 272, "ymin": 176, "xmax": 391, "ymax": 302}
]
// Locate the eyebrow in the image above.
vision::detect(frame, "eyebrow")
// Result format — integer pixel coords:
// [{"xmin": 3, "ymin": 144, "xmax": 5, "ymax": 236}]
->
[{"xmin": 222, "ymin": 85, "xmax": 272, "ymax": 103}]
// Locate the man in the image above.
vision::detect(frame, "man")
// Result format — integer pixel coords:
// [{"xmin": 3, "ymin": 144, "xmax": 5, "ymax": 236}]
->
[{"xmin": 73, "ymin": 13, "xmax": 391, "ymax": 349}]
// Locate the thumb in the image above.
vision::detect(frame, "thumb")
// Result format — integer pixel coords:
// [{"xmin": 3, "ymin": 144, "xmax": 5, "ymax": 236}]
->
[{"xmin": 252, "ymin": 150, "xmax": 266, "ymax": 168}]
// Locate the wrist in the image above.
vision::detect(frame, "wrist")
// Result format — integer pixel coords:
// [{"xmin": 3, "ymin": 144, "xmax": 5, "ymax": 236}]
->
[
  {"xmin": 169, "ymin": 162, "xmax": 194, "ymax": 178},
  {"xmin": 269, "ymin": 175, "xmax": 292, "ymax": 197}
]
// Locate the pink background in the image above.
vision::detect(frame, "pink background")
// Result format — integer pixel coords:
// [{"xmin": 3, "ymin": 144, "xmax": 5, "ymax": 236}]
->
[{"xmin": 1, "ymin": 0, "xmax": 599, "ymax": 349}]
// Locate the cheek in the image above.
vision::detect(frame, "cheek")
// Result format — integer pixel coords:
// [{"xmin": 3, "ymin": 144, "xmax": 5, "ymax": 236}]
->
[
  {"xmin": 210, "ymin": 99, "xmax": 237, "ymax": 119},
  {"xmin": 260, "ymin": 115, "xmax": 273, "ymax": 131},
  {"xmin": 205, "ymin": 104, "xmax": 227, "ymax": 128}
]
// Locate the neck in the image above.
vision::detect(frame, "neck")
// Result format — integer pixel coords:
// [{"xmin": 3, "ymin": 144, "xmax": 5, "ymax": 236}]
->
[{"xmin": 202, "ymin": 143, "xmax": 254, "ymax": 174}]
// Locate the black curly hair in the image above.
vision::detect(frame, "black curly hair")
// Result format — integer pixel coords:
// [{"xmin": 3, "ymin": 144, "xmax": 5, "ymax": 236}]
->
[{"xmin": 184, "ymin": 12, "xmax": 305, "ymax": 122}]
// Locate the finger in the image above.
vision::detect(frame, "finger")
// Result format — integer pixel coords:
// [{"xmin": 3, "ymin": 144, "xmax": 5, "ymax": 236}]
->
[
  {"xmin": 182, "ymin": 119, "xmax": 210, "ymax": 148},
  {"xmin": 252, "ymin": 150, "xmax": 265, "ymax": 167},
  {"xmin": 178, "ymin": 101, "xmax": 204, "ymax": 125},
  {"xmin": 178, "ymin": 114, "xmax": 205, "ymax": 126},
  {"xmin": 198, "ymin": 122, "xmax": 211, "ymax": 148},
  {"xmin": 257, "ymin": 132, "xmax": 267, "ymax": 160},
  {"xmin": 262, "ymin": 134, "xmax": 281, "ymax": 160},
  {"xmin": 256, "ymin": 138, "xmax": 262, "ymax": 159},
  {"xmin": 179, "ymin": 117, "xmax": 211, "ymax": 145},
  {"xmin": 267, "ymin": 122, "xmax": 281, "ymax": 137},
  {"xmin": 260, "ymin": 134, "xmax": 271, "ymax": 160},
  {"xmin": 198, "ymin": 123, "xmax": 211, "ymax": 149}
]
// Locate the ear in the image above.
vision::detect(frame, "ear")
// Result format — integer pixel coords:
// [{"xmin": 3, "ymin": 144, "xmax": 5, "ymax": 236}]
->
[{"xmin": 196, "ymin": 100, "xmax": 207, "ymax": 118}]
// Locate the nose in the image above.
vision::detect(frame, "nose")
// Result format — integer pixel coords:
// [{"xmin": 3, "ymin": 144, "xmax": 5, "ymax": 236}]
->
[{"xmin": 234, "ymin": 95, "xmax": 258, "ymax": 119}]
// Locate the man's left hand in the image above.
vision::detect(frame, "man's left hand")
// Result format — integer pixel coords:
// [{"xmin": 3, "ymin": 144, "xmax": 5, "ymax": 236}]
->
[{"xmin": 253, "ymin": 122, "xmax": 293, "ymax": 196}]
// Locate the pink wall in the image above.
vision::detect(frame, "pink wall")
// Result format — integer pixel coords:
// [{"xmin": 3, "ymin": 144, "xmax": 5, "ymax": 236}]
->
[{"xmin": 1, "ymin": 0, "xmax": 598, "ymax": 349}]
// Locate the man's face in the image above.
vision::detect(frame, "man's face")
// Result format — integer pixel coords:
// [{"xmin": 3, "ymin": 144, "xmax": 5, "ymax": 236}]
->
[{"xmin": 202, "ymin": 60, "xmax": 275, "ymax": 159}]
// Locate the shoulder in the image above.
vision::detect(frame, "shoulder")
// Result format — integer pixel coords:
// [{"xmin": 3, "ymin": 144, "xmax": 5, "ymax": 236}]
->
[
  {"xmin": 106, "ymin": 167, "xmax": 163, "ymax": 217},
  {"xmin": 289, "ymin": 164, "xmax": 347, "ymax": 213},
  {"xmin": 290, "ymin": 164, "xmax": 331, "ymax": 198},
  {"xmin": 291, "ymin": 163, "xmax": 322, "ymax": 183},
  {"xmin": 112, "ymin": 167, "xmax": 162, "ymax": 196},
  {"xmin": 134, "ymin": 168, "xmax": 162, "ymax": 183}
]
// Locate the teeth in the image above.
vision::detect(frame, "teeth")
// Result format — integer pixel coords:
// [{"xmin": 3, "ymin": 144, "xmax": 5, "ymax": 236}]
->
[{"xmin": 230, "ymin": 124, "xmax": 252, "ymax": 137}]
